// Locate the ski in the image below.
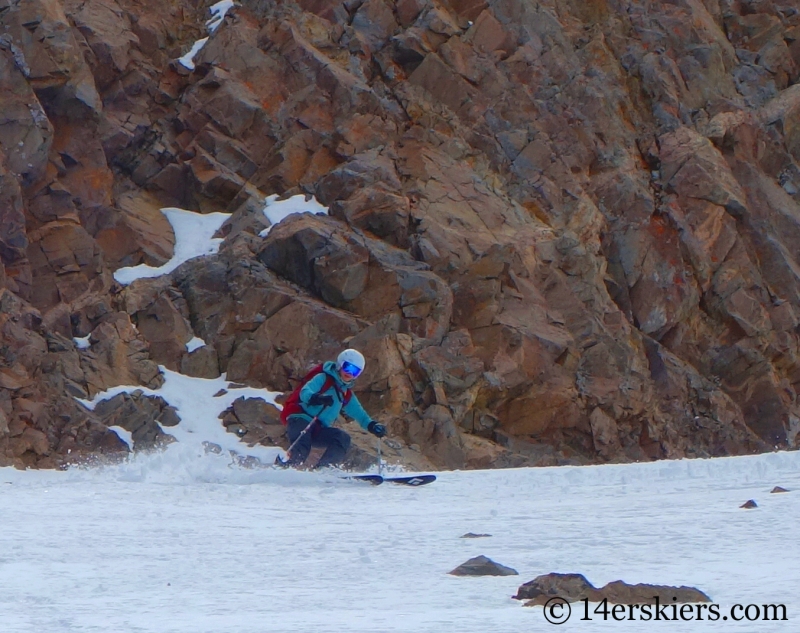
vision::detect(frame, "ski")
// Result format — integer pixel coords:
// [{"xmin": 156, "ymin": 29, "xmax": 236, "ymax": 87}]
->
[
  {"xmin": 339, "ymin": 474, "xmax": 384, "ymax": 485},
  {"xmin": 384, "ymin": 475, "xmax": 436, "ymax": 486}
]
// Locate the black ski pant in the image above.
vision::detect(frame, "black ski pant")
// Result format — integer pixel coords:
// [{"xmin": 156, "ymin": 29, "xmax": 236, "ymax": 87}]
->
[{"xmin": 286, "ymin": 416, "xmax": 351, "ymax": 468}]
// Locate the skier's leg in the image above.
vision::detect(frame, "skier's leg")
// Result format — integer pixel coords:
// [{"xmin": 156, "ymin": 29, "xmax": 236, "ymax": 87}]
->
[
  {"xmin": 285, "ymin": 416, "xmax": 313, "ymax": 465},
  {"xmin": 313, "ymin": 427, "xmax": 351, "ymax": 468}
]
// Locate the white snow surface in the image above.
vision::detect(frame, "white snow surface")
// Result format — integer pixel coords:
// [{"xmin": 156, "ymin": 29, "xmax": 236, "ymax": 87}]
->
[
  {"xmin": 259, "ymin": 193, "xmax": 329, "ymax": 237},
  {"xmin": 185, "ymin": 336, "xmax": 206, "ymax": 353},
  {"xmin": 113, "ymin": 208, "xmax": 230, "ymax": 286},
  {"xmin": 177, "ymin": 37, "xmax": 208, "ymax": 70},
  {"xmin": 178, "ymin": 0, "xmax": 233, "ymax": 69},
  {"xmin": 72, "ymin": 335, "xmax": 91, "ymax": 350},
  {"xmin": 78, "ymin": 367, "xmax": 283, "ymax": 463},
  {"xmin": 1, "ymin": 449, "xmax": 798, "ymax": 632},
  {"xmin": 108, "ymin": 425, "xmax": 133, "ymax": 449},
  {"xmin": 206, "ymin": 0, "xmax": 234, "ymax": 32}
]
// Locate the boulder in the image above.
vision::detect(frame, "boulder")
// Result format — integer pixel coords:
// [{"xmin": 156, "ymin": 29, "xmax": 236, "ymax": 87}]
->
[
  {"xmin": 449, "ymin": 555, "xmax": 518, "ymax": 577},
  {"xmin": 513, "ymin": 573, "xmax": 710, "ymax": 606},
  {"xmin": 93, "ymin": 391, "xmax": 178, "ymax": 450},
  {"xmin": 217, "ymin": 396, "xmax": 283, "ymax": 445}
]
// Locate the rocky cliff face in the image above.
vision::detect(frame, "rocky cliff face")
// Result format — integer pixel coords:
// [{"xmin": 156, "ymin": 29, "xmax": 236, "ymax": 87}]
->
[{"xmin": 3, "ymin": 0, "xmax": 800, "ymax": 470}]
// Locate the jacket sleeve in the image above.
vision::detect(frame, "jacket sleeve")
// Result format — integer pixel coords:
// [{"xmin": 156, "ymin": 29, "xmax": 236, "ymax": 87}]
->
[
  {"xmin": 342, "ymin": 392, "xmax": 372, "ymax": 430},
  {"xmin": 299, "ymin": 373, "xmax": 328, "ymax": 409}
]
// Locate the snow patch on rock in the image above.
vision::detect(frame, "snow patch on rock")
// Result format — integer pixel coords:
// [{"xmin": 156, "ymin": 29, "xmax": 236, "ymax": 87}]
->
[
  {"xmin": 177, "ymin": 38, "xmax": 208, "ymax": 71},
  {"xmin": 178, "ymin": 0, "xmax": 235, "ymax": 69},
  {"xmin": 73, "ymin": 335, "xmax": 91, "ymax": 350},
  {"xmin": 185, "ymin": 337, "xmax": 206, "ymax": 353},
  {"xmin": 77, "ymin": 367, "xmax": 282, "ymax": 461},
  {"xmin": 113, "ymin": 208, "xmax": 230, "ymax": 285},
  {"xmin": 259, "ymin": 194, "xmax": 328, "ymax": 237},
  {"xmin": 207, "ymin": 0, "xmax": 234, "ymax": 33},
  {"xmin": 108, "ymin": 426, "xmax": 134, "ymax": 449}
]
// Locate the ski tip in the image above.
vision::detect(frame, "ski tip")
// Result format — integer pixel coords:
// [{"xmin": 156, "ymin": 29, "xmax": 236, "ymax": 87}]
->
[
  {"xmin": 385, "ymin": 474, "xmax": 436, "ymax": 486},
  {"xmin": 335, "ymin": 474, "xmax": 437, "ymax": 486}
]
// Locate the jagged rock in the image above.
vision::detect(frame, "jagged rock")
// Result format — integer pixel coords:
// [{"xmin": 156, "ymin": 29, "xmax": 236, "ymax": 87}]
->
[
  {"xmin": 4, "ymin": 0, "xmax": 800, "ymax": 470},
  {"xmin": 96, "ymin": 191, "xmax": 175, "ymax": 268},
  {"xmin": 180, "ymin": 345, "xmax": 220, "ymax": 379},
  {"xmin": 770, "ymin": 486, "xmax": 789, "ymax": 493},
  {"xmin": 80, "ymin": 312, "xmax": 164, "ymax": 395},
  {"xmin": 217, "ymin": 396, "xmax": 283, "ymax": 444},
  {"xmin": 93, "ymin": 391, "xmax": 178, "ymax": 450},
  {"xmin": 449, "ymin": 555, "xmax": 518, "ymax": 576},
  {"xmin": 26, "ymin": 220, "xmax": 107, "ymax": 312},
  {"xmin": 258, "ymin": 213, "xmax": 453, "ymax": 352},
  {"xmin": 514, "ymin": 573, "xmax": 710, "ymax": 606},
  {"xmin": 589, "ymin": 408, "xmax": 623, "ymax": 461},
  {"xmin": 0, "ymin": 28, "xmax": 54, "ymax": 184},
  {"xmin": 127, "ymin": 288, "xmax": 194, "ymax": 371},
  {"xmin": 740, "ymin": 499, "xmax": 758, "ymax": 509},
  {"xmin": 231, "ymin": 397, "xmax": 280, "ymax": 426},
  {"xmin": 9, "ymin": 427, "xmax": 50, "ymax": 457}
]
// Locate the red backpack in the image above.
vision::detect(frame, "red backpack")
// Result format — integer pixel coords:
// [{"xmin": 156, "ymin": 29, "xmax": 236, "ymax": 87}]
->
[{"xmin": 280, "ymin": 364, "xmax": 352, "ymax": 424}]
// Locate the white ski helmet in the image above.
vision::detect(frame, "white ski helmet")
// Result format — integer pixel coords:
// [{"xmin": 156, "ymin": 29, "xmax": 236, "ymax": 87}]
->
[{"xmin": 337, "ymin": 348, "xmax": 365, "ymax": 377}]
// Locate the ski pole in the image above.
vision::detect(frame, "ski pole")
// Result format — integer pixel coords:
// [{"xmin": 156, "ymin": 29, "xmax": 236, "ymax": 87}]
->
[
  {"xmin": 376, "ymin": 436, "xmax": 383, "ymax": 476},
  {"xmin": 278, "ymin": 415, "xmax": 319, "ymax": 464},
  {"xmin": 287, "ymin": 417, "xmax": 317, "ymax": 455},
  {"xmin": 278, "ymin": 394, "xmax": 335, "ymax": 461}
]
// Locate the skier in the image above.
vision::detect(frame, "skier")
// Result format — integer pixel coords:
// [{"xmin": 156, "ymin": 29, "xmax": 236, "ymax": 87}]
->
[{"xmin": 278, "ymin": 349, "xmax": 386, "ymax": 469}]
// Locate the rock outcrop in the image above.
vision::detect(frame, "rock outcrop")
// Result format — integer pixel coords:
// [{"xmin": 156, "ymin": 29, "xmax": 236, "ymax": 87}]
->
[
  {"xmin": 3, "ymin": 0, "xmax": 800, "ymax": 468},
  {"xmin": 513, "ymin": 572, "xmax": 710, "ymax": 606},
  {"xmin": 449, "ymin": 555, "xmax": 518, "ymax": 576}
]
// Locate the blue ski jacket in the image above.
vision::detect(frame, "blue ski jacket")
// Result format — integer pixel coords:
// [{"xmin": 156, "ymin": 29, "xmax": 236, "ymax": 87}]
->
[{"xmin": 296, "ymin": 361, "xmax": 372, "ymax": 429}]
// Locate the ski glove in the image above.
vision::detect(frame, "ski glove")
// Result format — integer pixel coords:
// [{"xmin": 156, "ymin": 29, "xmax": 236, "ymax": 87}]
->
[
  {"xmin": 308, "ymin": 393, "xmax": 334, "ymax": 408},
  {"xmin": 367, "ymin": 421, "xmax": 387, "ymax": 438}
]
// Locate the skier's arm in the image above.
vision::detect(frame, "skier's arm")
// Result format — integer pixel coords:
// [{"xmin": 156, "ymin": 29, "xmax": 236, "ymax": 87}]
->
[
  {"xmin": 342, "ymin": 393, "xmax": 372, "ymax": 430},
  {"xmin": 299, "ymin": 373, "xmax": 329, "ymax": 407}
]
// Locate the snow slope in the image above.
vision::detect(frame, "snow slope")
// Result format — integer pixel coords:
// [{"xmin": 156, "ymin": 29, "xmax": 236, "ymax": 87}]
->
[
  {"xmin": 1, "ymin": 450, "xmax": 798, "ymax": 633},
  {"xmin": 78, "ymin": 367, "xmax": 282, "ymax": 460}
]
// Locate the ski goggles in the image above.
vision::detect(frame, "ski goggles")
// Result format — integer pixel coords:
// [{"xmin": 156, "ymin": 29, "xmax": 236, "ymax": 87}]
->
[{"xmin": 340, "ymin": 361, "xmax": 363, "ymax": 378}]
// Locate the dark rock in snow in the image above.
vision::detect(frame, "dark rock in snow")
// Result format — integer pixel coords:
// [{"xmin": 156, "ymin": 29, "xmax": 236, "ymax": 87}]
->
[
  {"xmin": 449, "ymin": 555, "xmax": 518, "ymax": 576},
  {"xmin": 514, "ymin": 573, "xmax": 711, "ymax": 606},
  {"xmin": 93, "ymin": 391, "xmax": 177, "ymax": 449}
]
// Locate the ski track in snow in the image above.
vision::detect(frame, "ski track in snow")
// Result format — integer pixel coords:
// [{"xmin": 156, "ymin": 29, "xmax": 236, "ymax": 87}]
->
[{"xmin": 1, "ymin": 450, "xmax": 798, "ymax": 632}]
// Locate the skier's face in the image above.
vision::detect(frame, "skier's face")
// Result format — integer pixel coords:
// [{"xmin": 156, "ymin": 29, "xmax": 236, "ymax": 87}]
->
[{"xmin": 339, "ymin": 360, "xmax": 363, "ymax": 382}]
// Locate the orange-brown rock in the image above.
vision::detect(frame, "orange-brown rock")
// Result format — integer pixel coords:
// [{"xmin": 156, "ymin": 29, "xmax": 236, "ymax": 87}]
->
[{"xmin": 4, "ymin": 0, "xmax": 800, "ymax": 469}]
